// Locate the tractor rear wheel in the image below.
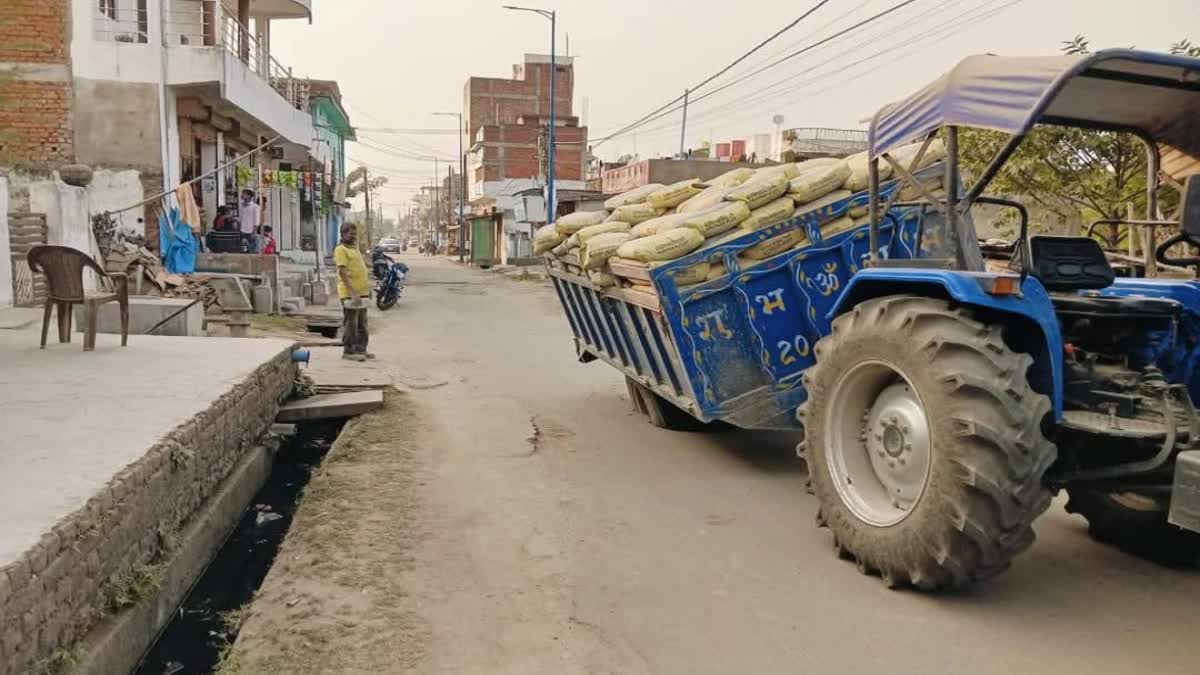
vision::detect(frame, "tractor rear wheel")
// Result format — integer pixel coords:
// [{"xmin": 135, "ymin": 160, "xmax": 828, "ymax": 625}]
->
[
  {"xmin": 1064, "ymin": 488, "xmax": 1200, "ymax": 565},
  {"xmin": 800, "ymin": 296, "xmax": 1057, "ymax": 590}
]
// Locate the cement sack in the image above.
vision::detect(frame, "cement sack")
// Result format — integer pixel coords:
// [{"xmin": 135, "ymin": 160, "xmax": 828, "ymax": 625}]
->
[
  {"xmin": 725, "ymin": 172, "xmax": 789, "ymax": 209},
  {"xmin": 794, "ymin": 190, "xmax": 852, "ymax": 220},
  {"xmin": 554, "ymin": 210, "xmax": 609, "ymax": 235},
  {"xmin": 843, "ymin": 150, "xmax": 893, "ymax": 192},
  {"xmin": 676, "ymin": 184, "xmax": 729, "ymax": 214},
  {"xmin": 706, "ymin": 260, "xmax": 727, "ymax": 281},
  {"xmin": 604, "ymin": 183, "xmax": 665, "ymax": 210},
  {"xmin": 788, "ymin": 162, "xmax": 851, "ymax": 204},
  {"xmin": 534, "ymin": 224, "xmax": 566, "ymax": 255},
  {"xmin": 705, "ymin": 167, "xmax": 755, "ymax": 189},
  {"xmin": 848, "ymin": 205, "xmax": 868, "ymax": 218},
  {"xmin": 550, "ymin": 239, "xmax": 572, "ymax": 257},
  {"xmin": 576, "ymin": 221, "xmax": 632, "ymax": 243},
  {"xmin": 647, "ymin": 179, "xmax": 704, "ymax": 209},
  {"xmin": 588, "ymin": 270, "xmax": 617, "ymax": 288},
  {"xmin": 794, "ymin": 156, "xmax": 844, "ymax": 173},
  {"xmin": 678, "ymin": 201, "xmax": 751, "ymax": 238},
  {"xmin": 630, "ymin": 213, "xmax": 688, "ymax": 239},
  {"xmin": 899, "ymin": 179, "xmax": 944, "ymax": 201},
  {"xmin": 664, "ymin": 261, "xmax": 711, "ymax": 286},
  {"xmin": 566, "ymin": 233, "xmax": 580, "ymax": 250},
  {"xmin": 741, "ymin": 229, "xmax": 810, "ymax": 260},
  {"xmin": 616, "ymin": 227, "xmax": 705, "ymax": 263},
  {"xmin": 888, "ymin": 138, "xmax": 947, "ymax": 173},
  {"xmin": 821, "ymin": 216, "xmax": 856, "ymax": 238},
  {"xmin": 608, "ymin": 202, "xmax": 667, "ymax": 225},
  {"xmin": 581, "ymin": 232, "xmax": 632, "ymax": 270},
  {"xmin": 740, "ymin": 197, "xmax": 796, "ymax": 232},
  {"xmin": 756, "ymin": 163, "xmax": 803, "ymax": 181}
]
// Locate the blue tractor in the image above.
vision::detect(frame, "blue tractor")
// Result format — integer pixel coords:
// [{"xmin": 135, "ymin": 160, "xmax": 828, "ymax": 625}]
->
[
  {"xmin": 547, "ymin": 49, "xmax": 1200, "ymax": 590},
  {"xmin": 802, "ymin": 49, "xmax": 1200, "ymax": 589}
]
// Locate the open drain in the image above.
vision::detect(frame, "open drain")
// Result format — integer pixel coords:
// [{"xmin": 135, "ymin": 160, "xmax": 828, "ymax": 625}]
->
[{"xmin": 133, "ymin": 421, "xmax": 345, "ymax": 675}]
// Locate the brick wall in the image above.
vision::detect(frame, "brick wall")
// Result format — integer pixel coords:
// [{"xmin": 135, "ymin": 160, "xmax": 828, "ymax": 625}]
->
[
  {"xmin": 0, "ymin": 0, "xmax": 69, "ymax": 63},
  {"xmin": 0, "ymin": 0, "xmax": 73, "ymax": 167},
  {"xmin": 0, "ymin": 351, "xmax": 298, "ymax": 675}
]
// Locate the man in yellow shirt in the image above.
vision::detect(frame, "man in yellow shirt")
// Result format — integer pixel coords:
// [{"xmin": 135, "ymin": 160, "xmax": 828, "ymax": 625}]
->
[{"xmin": 333, "ymin": 222, "xmax": 372, "ymax": 361}]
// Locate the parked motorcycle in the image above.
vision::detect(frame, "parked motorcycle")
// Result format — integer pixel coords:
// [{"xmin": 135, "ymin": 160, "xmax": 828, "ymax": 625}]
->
[
  {"xmin": 375, "ymin": 259, "xmax": 408, "ymax": 310},
  {"xmin": 371, "ymin": 247, "xmax": 392, "ymax": 280}
]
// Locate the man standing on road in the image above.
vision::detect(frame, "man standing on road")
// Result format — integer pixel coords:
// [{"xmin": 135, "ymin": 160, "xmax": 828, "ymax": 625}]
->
[
  {"xmin": 239, "ymin": 189, "xmax": 261, "ymax": 253},
  {"xmin": 334, "ymin": 222, "xmax": 373, "ymax": 362}
]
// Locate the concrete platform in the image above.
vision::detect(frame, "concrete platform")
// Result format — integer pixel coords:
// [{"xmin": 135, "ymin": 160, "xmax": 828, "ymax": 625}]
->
[
  {"xmin": 72, "ymin": 296, "xmax": 205, "ymax": 337},
  {"xmin": 0, "ymin": 329, "xmax": 298, "ymax": 674},
  {"xmin": 276, "ymin": 390, "xmax": 383, "ymax": 422}
]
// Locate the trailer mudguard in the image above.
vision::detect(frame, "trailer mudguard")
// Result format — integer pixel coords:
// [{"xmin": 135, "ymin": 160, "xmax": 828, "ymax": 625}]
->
[{"xmin": 830, "ymin": 269, "xmax": 1064, "ymax": 419}]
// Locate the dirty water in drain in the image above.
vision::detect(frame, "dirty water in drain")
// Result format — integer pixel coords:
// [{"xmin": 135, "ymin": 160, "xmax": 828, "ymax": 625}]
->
[{"xmin": 133, "ymin": 420, "xmax": 345, "ymax": 675}]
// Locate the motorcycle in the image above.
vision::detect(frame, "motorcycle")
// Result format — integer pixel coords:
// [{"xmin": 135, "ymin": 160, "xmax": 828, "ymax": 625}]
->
[
  {"xmin": 375, "ymin": 259, "xmax": 408, "ymax": 310},
  {"xmin": 371, "ymin": 247, "xmax": 392, "ymax": 280}
]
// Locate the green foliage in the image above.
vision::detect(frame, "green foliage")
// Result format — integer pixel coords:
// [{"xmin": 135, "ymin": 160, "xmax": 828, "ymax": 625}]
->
[{"xmin": 108, "ymin": 562, "xmax": 166, "ymax": 610}]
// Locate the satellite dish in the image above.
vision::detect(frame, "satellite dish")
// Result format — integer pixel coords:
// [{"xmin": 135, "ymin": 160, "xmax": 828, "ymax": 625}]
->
[{"xmin": 772, "ymin": 114, "xmax": 785, "ymax": 125}]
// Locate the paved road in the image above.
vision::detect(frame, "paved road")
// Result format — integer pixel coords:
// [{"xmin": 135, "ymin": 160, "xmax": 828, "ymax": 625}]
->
[{"xmin": 373, "ymin": 253, "xmax": 1199, "ymax": 675}]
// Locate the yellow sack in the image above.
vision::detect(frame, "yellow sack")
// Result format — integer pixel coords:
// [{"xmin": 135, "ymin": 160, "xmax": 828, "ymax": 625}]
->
[
  {"xmin": 741, "ymin": 196, "xmax": 796, "ymax": 232},
  {"xmin": 630, "ymin": 212, "xmax": 688, "ymax": 239},
  {"xmin": 534, "ymin": 224, "xmax": 565, "ymax": 255},
  {"xmin": 676, "ymin": 184, "xmax": 728, "ymax": 214},
  {"xmin": 788, "ymin": 162, "xmax": 851, "ymax": 203},
  {"xmin": 705, "ymin": 167, "xmax": 755, "ymax": 190},
  {"xmin": 664, "ymin": 261, "xmax": 711, "ymax": 286},
  {"xmin": 616, "ymin": 227, "xmax": 705, "ymax": 263},
  {"xmin": 580, "ymin": 232, "xmax": 632, "ymax": 270},
  {"xmin": 843, "ymin": 150, "xmax": 893, "ymax": 192},
  {"xmin": 899, "ymin": 178, "xmax": 944, "ymax": 201},
  {"xmin": 794, "ymin": 156, "xmax": 844, "ymax": 173},
  {"xmin": 576, "ymin": 221, "xmax": 631, "ymax": 243},
  {"xmin": 588, "ymin": 269, "xmax": 617, "ymax": 288},
  {"xmin": 852, "ymin": 215, "xmax": 872, "ymax": 229},
  {"xmin": 647, "ymin": 179, "xmax": 704, "ymax": 209},
  {"xmin": 707, "ymin": 260, "xmax": 727, "ymax": 281},
  {"xmin": 794, "ymin": 189, "xmax": 853, "ymax": 220},
  {"xmin": 550, "ymin": 239, "xmax": 572, "ymax": 257},
  {"xmin": 608, "ymin": 202, "xmax": 667, "ymax": 225},
  {"xmin": 725, "ymin": 172, "xmax": 789, "ymax": 209},
  {"xmin": 554, "ymin": 210, "xmax": 609, "ymax": 235},
  {"xmin": 848, "ymin": 205, "xmax": 868, "ymax": 218},
  {"xmin": 741, "ymin": 229, "xmax": 810, "ymax": 260},
  {"xmin": 604, "ymin": 183, "xmax": 665, "ymax": 210},
  {"xmin": 888, "ymin": 138, "xmax": 947, "ymax": 172},
  {"xmin": 757, "ymin": 163, "xmax": 803, "ymax": 181},
  {"xmin": 678, "ymin": 201, "xmax": 751, "ymax": 238},
  {"xmin": 821, "ymin": 216, "xmax": 856, "ymax": 237}
]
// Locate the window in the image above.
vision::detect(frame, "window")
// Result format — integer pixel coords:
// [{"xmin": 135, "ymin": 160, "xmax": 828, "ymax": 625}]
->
[{"xmin": 99, "ymin": 0, "xmax": 117, "ymax": 20}]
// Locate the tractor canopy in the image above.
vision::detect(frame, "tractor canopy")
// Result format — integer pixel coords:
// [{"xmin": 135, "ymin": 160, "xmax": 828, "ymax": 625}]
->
[{"xmin": 867, "ymin": 49, "xmax": 1200, "ymax": 179}]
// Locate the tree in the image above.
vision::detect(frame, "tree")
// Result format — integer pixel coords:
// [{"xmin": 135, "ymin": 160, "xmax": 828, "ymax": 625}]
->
[{"xmin": 959, "ymin": 37, "xmax": 1193, "ymax": 238}]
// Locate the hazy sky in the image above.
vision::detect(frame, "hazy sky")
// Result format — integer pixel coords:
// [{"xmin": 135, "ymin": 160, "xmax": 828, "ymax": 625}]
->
[{"xmin": 270, "ymin": 0, "xmax": 1199, "ymax": 214}]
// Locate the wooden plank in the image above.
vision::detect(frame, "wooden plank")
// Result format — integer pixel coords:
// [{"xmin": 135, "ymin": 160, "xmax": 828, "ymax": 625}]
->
[
  {"xmin": 276, "ymin": 390, "xmax": 384, "ymax": 422},
  {"xmin": 603, "ymin": 286, "xmax": 662, "ymax": 312},
  {"xmin": 608, "ymin": 258, "xmax": 651, "ymax": 282}
]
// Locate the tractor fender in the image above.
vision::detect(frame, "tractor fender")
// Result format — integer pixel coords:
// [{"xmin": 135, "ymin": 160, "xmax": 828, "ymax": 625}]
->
[{"xmin": 829, "ymin": 269, "xmax": 1064, "ymax": 419}]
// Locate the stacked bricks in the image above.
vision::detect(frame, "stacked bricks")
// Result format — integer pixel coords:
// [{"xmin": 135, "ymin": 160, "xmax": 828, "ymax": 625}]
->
[
  {"xmin": 0, "ymin": 350, "xmax": 298, "ymax": 675},
  {"xmin": 0, "ymin": 0, "xmax": 73, "ymax": 165}
]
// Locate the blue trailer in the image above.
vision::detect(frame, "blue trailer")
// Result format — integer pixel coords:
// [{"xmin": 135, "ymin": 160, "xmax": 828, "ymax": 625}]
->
[{"xmin": 548, "ymin": 49, "xmax": 1200, "ymax": 590}]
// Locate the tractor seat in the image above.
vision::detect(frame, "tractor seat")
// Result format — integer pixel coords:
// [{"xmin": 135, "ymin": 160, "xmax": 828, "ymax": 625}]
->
[{"xmin": 1029, "ymin": 235, "xmax": 1179, "ymax": 319}]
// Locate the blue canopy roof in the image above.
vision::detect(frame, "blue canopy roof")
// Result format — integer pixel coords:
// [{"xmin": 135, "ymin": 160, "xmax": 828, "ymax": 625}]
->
[{"xmin": 868, "ymin": 49, "xmax": 1200, "ymax": 175}]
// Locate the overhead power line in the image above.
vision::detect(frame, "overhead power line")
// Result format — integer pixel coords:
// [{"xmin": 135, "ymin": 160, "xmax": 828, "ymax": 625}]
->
[
  {"xmin": 593, "ymin": 0, "xmax": 922, "ymax": 146},
  {"xmin": 592, "ymin": 0, "xmax": 833, "ymax": 147}
]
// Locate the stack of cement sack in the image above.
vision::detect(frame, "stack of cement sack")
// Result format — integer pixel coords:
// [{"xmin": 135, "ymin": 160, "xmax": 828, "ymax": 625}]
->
[{"xmin": 537, "ymin": 138, "xmax": 946, "ymax": 288}]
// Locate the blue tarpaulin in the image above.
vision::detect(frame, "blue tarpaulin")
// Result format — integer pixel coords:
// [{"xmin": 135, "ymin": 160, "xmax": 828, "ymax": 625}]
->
[{"xmin": 159, "ymin": 207, "xmax": 197, "ymax": 274}]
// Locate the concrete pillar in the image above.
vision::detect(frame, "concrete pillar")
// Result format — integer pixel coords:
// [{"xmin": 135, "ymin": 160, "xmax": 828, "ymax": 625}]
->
[
  {"xmin": 200, "ymin": 139, "xmax": 218, "ymax": 228},
  {"xmin": 216, "ymin": 131, "xmax": 226, "ymax": 207}
]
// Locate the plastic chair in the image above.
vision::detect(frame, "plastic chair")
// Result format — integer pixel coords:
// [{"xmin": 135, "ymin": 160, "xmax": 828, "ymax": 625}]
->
[{"xmin": 27, "ymin": 245, "xmax": 129, "ymax": 351}]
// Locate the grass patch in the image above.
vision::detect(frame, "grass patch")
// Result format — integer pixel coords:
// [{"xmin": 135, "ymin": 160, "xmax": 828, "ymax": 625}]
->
[
  {"xmin": 37, "ymin": 641, "xmax": 85, "ymax": 675},
  {"xmin": 108, "ymin": 562, "xmax": 166, "ymax": 610},
  {"xmin": 250, "ymin": 313, "xmax": 305, "ymax": 334}
]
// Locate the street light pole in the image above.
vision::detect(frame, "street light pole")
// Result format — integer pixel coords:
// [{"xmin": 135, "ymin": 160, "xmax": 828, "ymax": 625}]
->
[
  {"xmin": 503, "ymin": 5, "xmax": 557, "ymax": 224},
  {"xmin": 435, "ymin": 111, "xmax": 466, "ymax": 263}
]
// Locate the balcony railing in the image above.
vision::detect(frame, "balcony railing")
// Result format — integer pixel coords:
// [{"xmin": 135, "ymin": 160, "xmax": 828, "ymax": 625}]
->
[{"xmin": 91, "ymin": 0, "xmax": 310, "ymax": 113}]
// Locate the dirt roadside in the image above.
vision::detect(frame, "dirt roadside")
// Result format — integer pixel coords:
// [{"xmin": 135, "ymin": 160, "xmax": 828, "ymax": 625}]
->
[{"xmin": 219, "ymin": 391, "xmax": 430, "ymax": 674}]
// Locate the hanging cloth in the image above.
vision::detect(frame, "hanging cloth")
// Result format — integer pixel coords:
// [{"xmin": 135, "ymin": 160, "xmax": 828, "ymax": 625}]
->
[{"xmin": 159, "ymin": 207, "xmax": 197, "ymax": 274}]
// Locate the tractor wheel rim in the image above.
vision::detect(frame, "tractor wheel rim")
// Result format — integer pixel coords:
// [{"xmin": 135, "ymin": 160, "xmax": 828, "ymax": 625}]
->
[{"xmin": 825, "ymin": 360, "xmax": 932, "ymax": 527}]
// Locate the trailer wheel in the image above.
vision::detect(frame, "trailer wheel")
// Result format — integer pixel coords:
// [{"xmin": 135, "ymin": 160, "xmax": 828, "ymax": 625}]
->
[
  {"xmin": 800, "ymin": 296, "xmax": 1056, "ymax": 590},
  {"xmin": 626, "ymin": 378, "xmax": 707, "ymax": 431},
  {"xmin": 1064, "ymin": 488, "xmax": 1200, "ymax": 565}
]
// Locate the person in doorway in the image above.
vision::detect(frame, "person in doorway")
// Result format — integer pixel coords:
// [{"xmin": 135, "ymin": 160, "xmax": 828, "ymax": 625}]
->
[
  {"xmin": 334, "ymin": 222, "xmax": 372, "ymax": 361},
  {"xmin": 213, "ymin": 205, "xmax": 231, "ymax": 231},
  {"xmin": 238, "ymin": 189, "xmax": 260, "ymax": 253},
  {"xmin": 261, "ymin": 225, "xmax": 278, "ymax": 255}
]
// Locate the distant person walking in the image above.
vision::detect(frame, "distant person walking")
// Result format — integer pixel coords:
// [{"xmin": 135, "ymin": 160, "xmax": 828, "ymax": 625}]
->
[
  {"xmin": 239, "ymin": 189, "xmax": 260, "ymax": 253},
  {"xmin": 334, "ymin": 222, "xmax": 373, "ymax": 362}
]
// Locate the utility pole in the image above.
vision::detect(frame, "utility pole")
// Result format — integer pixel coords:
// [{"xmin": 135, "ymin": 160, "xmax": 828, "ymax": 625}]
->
[
  {"xmin": 432, "ymin": 157, "xmax": 440, "ymax": 250},
  {"xmin": 503, "ymin": 6, "xmax": 556, "ymax": 221},
  {"xmin": 362, "ymin": 166, "xmax": 372, "ymax": 252},
  {"xmin": 679, "ymin": 88, "xmax": 689, "ymax": 157}
]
